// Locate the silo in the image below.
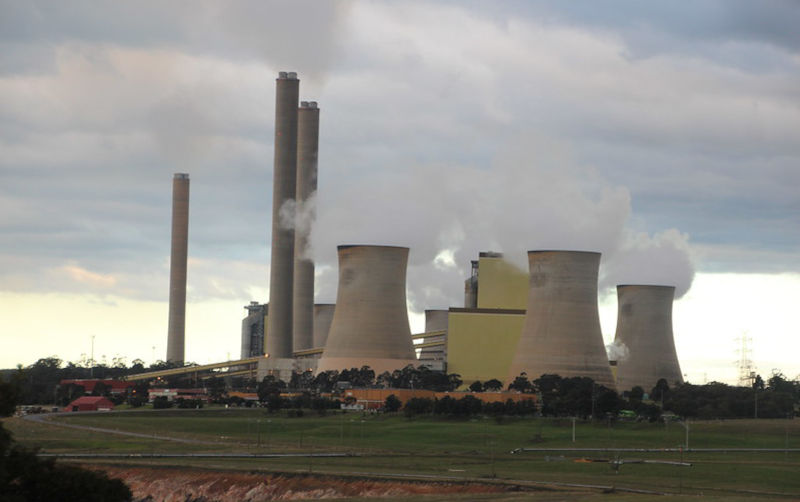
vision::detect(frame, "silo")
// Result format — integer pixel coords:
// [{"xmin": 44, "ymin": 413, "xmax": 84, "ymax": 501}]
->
[
  {"xmin": 292, "ymin": 101, "xmax": 320, "ymax": 351},
  {"xmin": 313, "ymin": 303, "xmax": 335, "ymax": 349},
  {"xmin": 267, "ymin": 71, "xmax": 299, "ymax": 358},
  {"xmin": 316, "ymin": 245, "xmax": 417, "ymax": 374},
  {"xmin": 613, "ymin": 285, "xmax": 683, "ymax": 392},
  {"xmin": 166, "ymin": 173, "xmax": 189, "ymax": 364},
  {"xmin": 507, "ymin": 250, "xmax": 615, "ymax": 389}
]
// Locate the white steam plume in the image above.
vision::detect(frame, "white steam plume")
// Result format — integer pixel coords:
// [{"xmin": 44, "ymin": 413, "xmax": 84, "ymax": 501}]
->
[{"xmin": 311, "ymin": 134, "xmax": 695, "ymax": 312}]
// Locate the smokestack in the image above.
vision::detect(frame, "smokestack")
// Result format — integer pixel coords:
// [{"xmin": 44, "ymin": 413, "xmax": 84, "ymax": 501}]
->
[
  {"xmin": 507, "ymin": 250, "xmax": 616, "ymax": 390},
  {"xmin": 317, "ymin": 245, "xmax": 418, "ymax": 374},
  {"xmin": 166, "ymin": 173, "xmax": 189, "ymax": 364},
  {"xmin": 613, "ymin": 285, "xmax": 683, "ymax": 392},
  {"xmin": 267, "ymin": 71, "xmax": 299, "ymax": 358},
  {"xmin": 292, "ymin": 100, "xmax": 320, "ymax": 351}
]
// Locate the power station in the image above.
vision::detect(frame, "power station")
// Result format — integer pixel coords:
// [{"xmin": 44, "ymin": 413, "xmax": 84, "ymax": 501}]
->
[{"xmin": 164, "ymin": 71, "xmax": 685, "ymax": 391}]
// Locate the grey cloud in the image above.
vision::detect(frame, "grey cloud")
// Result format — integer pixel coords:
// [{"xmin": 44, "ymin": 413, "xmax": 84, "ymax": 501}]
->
[{"xmin": 0, "ymin": 0, "xmax": 796, "ymax": 311}]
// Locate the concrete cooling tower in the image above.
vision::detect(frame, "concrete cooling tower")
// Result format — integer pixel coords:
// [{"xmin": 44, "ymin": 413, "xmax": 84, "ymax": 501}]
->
[
  {"xmin": 313, "ymin": 303, "xmax": 335, "ymax": 349},
  {"xmin": 293, "ymin": 100, "xmax": 320, "ymax": 352},
  {"xmin": 166, "ymin": 173, "xmax": 189, "ymax": 364},
  {"xmin": 267, "ymin": 71, "xmax": 299, "ymax": 359},
  {"xmin": 507, "ymin": 250, "xmax": 616, "ymax": 390},
  {"xmin": 316, "ymin": 245, "xmax": 418, "ymax": 374},
  {"xmin": 612, "ymin": 285, "xmax": 683, "ymax": 392}
]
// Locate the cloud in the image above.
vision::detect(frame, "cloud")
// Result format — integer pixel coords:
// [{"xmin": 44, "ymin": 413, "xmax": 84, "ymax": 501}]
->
[
  {"xmin": 58, "ymin": 264, "xmax": 117, "ymax": 289},
  {"xmin": 0, "ymin": 0, "xmax": 795, "ymax": 312}
]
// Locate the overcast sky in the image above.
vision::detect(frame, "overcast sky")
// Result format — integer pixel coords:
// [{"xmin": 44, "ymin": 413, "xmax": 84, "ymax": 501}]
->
[{"xmin": 1, "ymin": 1, "xmax": 798, "ymax": 383}]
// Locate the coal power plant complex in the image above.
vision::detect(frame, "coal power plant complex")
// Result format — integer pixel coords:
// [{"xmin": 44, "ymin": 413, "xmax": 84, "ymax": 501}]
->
[{"xmin": 160, "ymin": 71, "xmax": 684, "ymax": 393}]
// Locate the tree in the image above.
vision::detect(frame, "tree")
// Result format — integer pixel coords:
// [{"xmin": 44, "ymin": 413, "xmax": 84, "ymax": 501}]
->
[
  {"xmin": 257, "ymin": 375, "xmax": 287, "ymax": 412},
  {"xmin": 56, "ymin": 383, "xmax": 85, "ymax": 407},
  {"xmin": 627, "ymin": 386, "xmax": 645, "ymax": 403},
  {"xmin": 468, "ymin": 381, "xmax": 484, "ymax": 393},
  {"xmin": 206, "ymin": 376, "xmax": 227, "ymax": 403},
  {"xmin": 651, "ymin": 378, "xmax": 670, "ymax": 405},
  {"xmin": 0, "ymin": 380, "xmax": 20, "ymax": 416},
  {"xmin": 92, "ymin": 381, "xmax": 111, "ymax": 397},
  {"xmin": 484, "ymin": 379, "xmax": 503, "ymax": 392},
  {"xmin": 384, "ymin": 394, "xmax": 402, "ymax": 412},
  {"xmin": 508, "ymin": 373, "xmax": 533, "ymax": 393}
]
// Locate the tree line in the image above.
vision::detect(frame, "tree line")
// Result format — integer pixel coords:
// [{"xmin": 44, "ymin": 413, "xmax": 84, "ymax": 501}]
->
[{"xmin": 6, "ymin": 356, "xmax": 799, "ymax": 420}]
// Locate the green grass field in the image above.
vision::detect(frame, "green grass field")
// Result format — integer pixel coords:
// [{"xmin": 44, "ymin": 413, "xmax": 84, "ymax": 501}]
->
[{"xmin": 5, "ymin": 409, "xmax": 800, "ymax": 499}]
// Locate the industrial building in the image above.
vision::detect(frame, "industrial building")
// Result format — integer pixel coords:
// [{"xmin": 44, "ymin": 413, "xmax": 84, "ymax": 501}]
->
[
  {"xmin": 156, "ymin": 71, "xmax": 685, "ymax": 392},
  {"xmin": 444, "ymin": 252, "xmax": 528, "ymax": 384}
]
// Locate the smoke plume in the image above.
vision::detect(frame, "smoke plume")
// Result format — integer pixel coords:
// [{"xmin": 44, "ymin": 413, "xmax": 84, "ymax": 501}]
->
[
  {"xmin": 311, "ymin": 134, "xmax": 695, "ymax": 312},
  {"xmin": 606, "ymin": 340, "xmax": 630, "ymax": 362}
]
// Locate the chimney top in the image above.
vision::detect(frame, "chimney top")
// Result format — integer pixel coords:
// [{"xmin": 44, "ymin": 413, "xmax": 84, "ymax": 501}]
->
[
  {"xmin": 300, "ymin": 101, "xmax": 318, "ymax": 109},
  {"xmin": 278, "ymin": 71, "xmax": 298, "ymax": 80},
  {"xmin": 173, "ymin": 173, "xmax": 189, "ymax": 180}
]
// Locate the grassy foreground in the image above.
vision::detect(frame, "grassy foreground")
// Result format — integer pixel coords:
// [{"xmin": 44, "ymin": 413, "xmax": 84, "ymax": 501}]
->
[{"xmin": 5, "ymin": 409, "xmax": 800, "ymax": 499}]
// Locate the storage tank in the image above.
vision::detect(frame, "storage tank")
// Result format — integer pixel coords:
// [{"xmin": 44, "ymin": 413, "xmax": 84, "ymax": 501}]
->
[
  {"xmin": 313, "ymin": 303, "xmax": 335, "ymax": 349},
  {"xmin": 292, "ymin": 100, "xmax": 320, "ymax": 351},
  {"xmin": 507, "ymin": 250, "xmax": 615, "ymax": 389},
  {"xmin": 267, "ymin": 71, "xmax": 299, "ymax": 358},
  {"xmin": 316, "ymin": 245, "xmax": 417, "ymax": 374},
  {"xmin": 166, "ymin": 173, "xmax": 189, "ymax": 364},
  {"xmin": 613, "ymin": 285, "xmax": 683, "ymax": 392}
]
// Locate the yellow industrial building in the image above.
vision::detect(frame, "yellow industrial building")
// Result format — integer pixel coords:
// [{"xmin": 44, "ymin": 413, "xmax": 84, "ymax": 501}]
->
[{"xmin": 445, "ymin": 252, "xmax": 528, "ymax": 385}]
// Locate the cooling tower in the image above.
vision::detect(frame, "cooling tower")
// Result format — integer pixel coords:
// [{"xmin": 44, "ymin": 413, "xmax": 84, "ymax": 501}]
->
[
  {"xmin": 613, "ymin": 285, "xmax": 683, "ymax": 392},
  {"xmin": 292, "ymin": 101, "xmax": 320, "ymax": 351},
  {"xmin": 267, "ymin": 71, "xmax": 299, "ymax": 358},
  {"xmin": 507, "ymin": 250, "xmax": 616, "ymax": 389},
  {"xmin": 316, "ymin": 245, "xmax": 417, "ymax": 374},
  {"xmin": 166, "ymin": 173, "xmax": 189, "ymax": 364},
  {"xmin": 313, "ymin": 303, "xmax": 335, "ymax": 349}
]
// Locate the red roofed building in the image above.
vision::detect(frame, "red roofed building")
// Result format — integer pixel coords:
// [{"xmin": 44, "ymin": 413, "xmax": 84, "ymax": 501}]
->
[
  {"xmin": 65, "ymin": 396, "xmax": 115, "ymax": 412},
  {"xmin": 59, "ymin": 379, "xmax": 134, "ymax": 395}
]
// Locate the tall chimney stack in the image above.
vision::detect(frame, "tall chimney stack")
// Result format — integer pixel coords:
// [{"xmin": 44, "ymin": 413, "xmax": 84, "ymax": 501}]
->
[
  {"xmin": 267, "ymin": 71, "xmax": 299, "ymax": 359},
  {"xmin": 292, "ymin": 100, "xmax": 319, "ymax": 351},
  {"xmin": 166, "ymin": 173, "xmax": 189, "ymax": 364}
]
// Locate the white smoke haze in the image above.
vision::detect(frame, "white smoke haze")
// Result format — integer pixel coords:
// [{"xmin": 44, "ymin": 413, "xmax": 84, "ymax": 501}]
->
[
  {"xmin": 601, "ymin": 228, "xmax": 695, "ymax": 297},
  {"xmin": 311, "ymin": 134, "xmax": 696, "ymax": 311},
  {"xmin": 606, "ymin": 340, "xmax": 630, "ymax": 362},
  {"xmin": 278, "ymin": 199, "xmax": 297, "ymax": 231}
]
